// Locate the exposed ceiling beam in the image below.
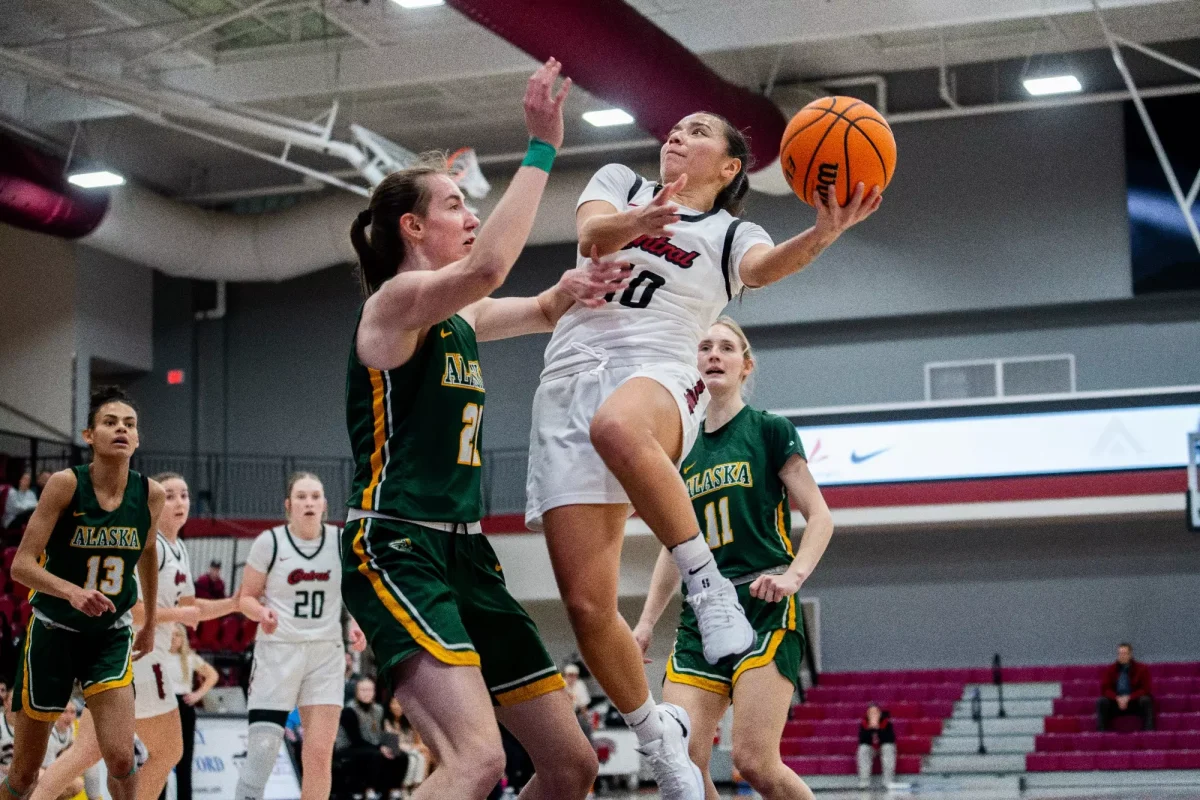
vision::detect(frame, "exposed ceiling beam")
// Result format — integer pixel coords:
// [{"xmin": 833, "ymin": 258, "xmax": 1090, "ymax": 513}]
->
[
  {"xmin": 125, "ymin": 0, "xmax": 289, "ymax": 66},
  {"xmin": 86, "ymin": 0, "xmax": 212, "ymax": 67}
]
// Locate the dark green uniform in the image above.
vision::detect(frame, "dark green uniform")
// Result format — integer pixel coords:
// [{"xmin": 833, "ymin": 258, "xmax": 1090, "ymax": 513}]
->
[
  {"xmin": 667, "ymin": 406, "xmax": 807, "ymax": 698},
  {"xmin": 14, "ymin": 465, "xmax": 149, "ymax": 720},
  {"xmin": 342, "ymin": 313, "xmax": 563, "ymax": 706}
]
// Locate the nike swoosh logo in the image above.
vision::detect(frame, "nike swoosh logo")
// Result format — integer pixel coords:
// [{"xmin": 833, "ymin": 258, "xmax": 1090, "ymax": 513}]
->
[
  {"xmin": 682, "ymin": 463, "xmax": 696, "ymax": 474},
  {"xmin": 687, "ymin": 564, "xmax": 709, "ymax": 576},
  {"xmin": 73, "ymin": 511, "xmax": 86, "ymax": 517},
  {"xmin": 440, "ymin": 329, "xmax": 452, "ymax": 338},
  {"xmin": 850, "ymin": 447, "xmax": 890, "ymax": 464},
  {"xmin": 278, "ymin": 556, "xmax": 290, "ymax": 562}
]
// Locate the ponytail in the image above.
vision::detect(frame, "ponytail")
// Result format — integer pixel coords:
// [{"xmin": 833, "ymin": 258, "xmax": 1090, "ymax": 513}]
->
[
  {"xmin": 705, "ymin": 113, "xmax": 753, "ymax": 217},
  {"xmin": 350, "ymin": 153, "xmax": 449, "ymax": 297}
]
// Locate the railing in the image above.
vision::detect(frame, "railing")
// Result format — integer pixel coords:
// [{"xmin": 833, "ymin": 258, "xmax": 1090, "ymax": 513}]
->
[{"xmin": 1, "ymin": 430, "xmax": 531, "ymax": 521}]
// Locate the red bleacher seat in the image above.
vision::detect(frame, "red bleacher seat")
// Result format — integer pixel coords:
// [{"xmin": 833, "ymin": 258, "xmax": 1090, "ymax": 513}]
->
[
  {"xmin": 1026, "ymin": 753, "xmax": 1059, "ymax": 771},
  {"xmin": 1167, "ymin": 750, "xmax": 1200, "ymax": 769},
  {"xmin": 1160, "ymin": 713, "xmax": 1200, "ymax": 731},
  {"xmin": 1131, "ymin": 750, "xmax": 1169, "ymax": 769},
  {"xmin": 1176, "ymin": 731, "xmax": 1200, "ymax": 750},
  {"xmin": 216, "ymin": 614, "xmax": 242, "ymax": 651},
  {"xmin": 1045, "ymin": 716, "xmax": 1080, "ymax": 733},
  {"xmin": 783, "ymin": 756, "xmax": 821, "ymax": 775},
  {"xmin": 1058, "ymin": 752, "xmax": 1096, "ymax": 771},
  {"xmin": 195, "ymin": 618, "xmax": 221, "ymax": 651},
  {"xmin": 2, "ymin": 547, "xmax": 17, "ymax": 573},
  {"xmin": 1097, "ymin": 751, "xmax": 1133, "ymax": 770},
  {"xmin": 897, "ymin": 755, "xmax": 921, "ymax": 774},
  {"xmin": 0, "ymin": 594, "xmax": 14, "ymax": 627}
]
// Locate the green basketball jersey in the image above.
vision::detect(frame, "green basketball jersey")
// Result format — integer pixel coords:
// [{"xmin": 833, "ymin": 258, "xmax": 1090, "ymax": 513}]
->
[
  {"xmin": 682, "ymin": 406, "xmax": 806, "ymax": 581},
  {"xmin": 31, "ymin": 464, "xmax": 151, "ymax": 631},
  {"xmin": 346, "ymin": 313, "xmax": 485, "ymax": 523}
]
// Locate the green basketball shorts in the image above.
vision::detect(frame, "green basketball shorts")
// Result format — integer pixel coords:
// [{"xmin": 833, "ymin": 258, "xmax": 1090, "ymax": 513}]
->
[{"xmin": 13, "ymin": 616, "xmax": 134, "ymax": 721}]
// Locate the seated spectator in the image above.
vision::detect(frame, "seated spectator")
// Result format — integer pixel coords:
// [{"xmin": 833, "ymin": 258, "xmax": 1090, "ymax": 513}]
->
[
  {"xmin": 33, "ymin": 471, "xmax": 52, "ymax": 497},
  {"xmin": 1, "ymin": 473, "xmax": 37, "ymax": 529},
  {"xmin": 856, "ymin": 703, "xmax": 896, "ymax": 790},
  {"xmin": 194, "ymin": 560, "xmax": 227, "ymax": 599},
  {"xmin": 336, "ymin": 677, "xmax": 407, "ymax": 799},
  {"xmin": 1098, "ymin": 642, "xmax": 1154, "ymax": 731},
  {"xmin": 563, "ymin": 663, "xmax": 592, "ymax": 736},
  {"xmin": 383, "ymin": 696, "xmax": 430, "ymax": 792},
  {"xmin": 343, "ymin": 652, "xmax": 364, "ymax": 704}
]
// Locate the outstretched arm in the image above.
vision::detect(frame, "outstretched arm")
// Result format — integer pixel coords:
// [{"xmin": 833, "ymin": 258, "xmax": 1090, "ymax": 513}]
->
[
  {"xmin": 749, "ymin": 456, "xmax": 834, "ymax": 603},
  {"xmin": 358, "ymin": 59, "xmax": 571, "ymax": 369},
  {"xmin": 738, "ymin": 182, "xmax": 882, "ymax": 289},
  {"xmin": 467, "ymin": 247, "xmax": 632, "ymax": 341},
  {"xmin": 237, "ymin": 566, "xmax": 279, "ymax": 634}
]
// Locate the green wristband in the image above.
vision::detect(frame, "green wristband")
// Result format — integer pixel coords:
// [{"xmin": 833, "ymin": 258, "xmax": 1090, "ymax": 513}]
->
[{"xmin": 521, "ymin": 137, "xmax": 556, "ymax": 173}]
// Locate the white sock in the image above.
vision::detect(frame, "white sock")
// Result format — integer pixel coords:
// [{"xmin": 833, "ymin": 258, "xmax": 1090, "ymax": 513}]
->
[
  {"xmin": 671, "ymin": 533, "xmax": 722, "ymax": 595},
  {"xmin": 622, "ymin": 694, "xmax": 664, "ymax": 745}
]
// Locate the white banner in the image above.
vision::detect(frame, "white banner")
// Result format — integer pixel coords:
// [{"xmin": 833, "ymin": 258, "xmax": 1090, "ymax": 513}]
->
[
  {"xmin": 192, "ymin": 717, "xmax": 301, "ymax": 800},
  {"xmin": 795, "ymin": 404, "xmax": 1200, "ymax": 486}
]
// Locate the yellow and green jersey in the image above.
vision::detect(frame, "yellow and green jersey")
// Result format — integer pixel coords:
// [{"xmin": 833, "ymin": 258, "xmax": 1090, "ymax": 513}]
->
[
  {"xmin": 346, "ymin": 313, "xmax": 485, "ymax": 523},
  {"xmin": 682, "ymin": 406, "xmax": 806, "ymax": 582},
  {"xmin": 31, "ymin": 464, "xmax": 151, "ymax": 631}
]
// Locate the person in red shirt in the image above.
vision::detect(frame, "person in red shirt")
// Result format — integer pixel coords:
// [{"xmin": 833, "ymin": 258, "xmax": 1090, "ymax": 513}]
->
[
  {"xmin": 193, "ymin": 560, "xmax": 226, "ymax": 599},
  {"xmin": 856, "ymin": 704, "xmax": 895, "ymax": 789},
  {"xmin": 1098, "ymin": 642, "xmax": 1154, "ymax": 731}
]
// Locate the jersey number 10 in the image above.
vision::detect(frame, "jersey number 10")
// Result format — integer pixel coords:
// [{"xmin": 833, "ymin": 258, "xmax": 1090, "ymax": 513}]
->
[{"xmin": 605, "ymin": 270, "xmax": 665, "ymax": 309}]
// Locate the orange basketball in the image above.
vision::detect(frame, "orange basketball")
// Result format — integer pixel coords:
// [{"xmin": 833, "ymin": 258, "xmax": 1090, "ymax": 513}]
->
[{"xmin": 780, "ymin": 96, "xmax": 896, "ymax": 207}]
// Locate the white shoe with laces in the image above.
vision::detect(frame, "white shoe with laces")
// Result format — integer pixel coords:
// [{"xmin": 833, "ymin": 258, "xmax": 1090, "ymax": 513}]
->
[
  {"xmin": 686, "ymin": 576, "xmax": 755, "ymax": 664},
  {"xmin": 636, "ymin": 703, "xmax": 704, "ymax": 800}
]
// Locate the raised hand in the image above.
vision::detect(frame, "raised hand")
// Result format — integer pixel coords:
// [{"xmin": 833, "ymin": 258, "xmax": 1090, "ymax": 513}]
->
[
  {"xmin": 523, "ymin": 57, "xmax": 572, "ymax": 149},
  {"xmin": 813, "ymin": 181, "xmax": 882, "ymax": 241},
  {"xmin": 558, "ymin": 245, "xmax": 634, "ymax": 308},
  {"xmin": 629, "ymin": 173, "xmax": 686, "ymax": 238}
]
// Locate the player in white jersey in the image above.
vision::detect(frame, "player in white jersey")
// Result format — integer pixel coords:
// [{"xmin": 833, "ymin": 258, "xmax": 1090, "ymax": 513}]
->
[
  {"xmin": 30, "ymin": 473, "xmax": 238, "ymax": 800},
  {"xmin": 527, "ymin": 112, "xmax": 881, "ymax": 800},
  {"xmin": 235, "ymin": 473, "xmax": 366, "ymax": 800}
]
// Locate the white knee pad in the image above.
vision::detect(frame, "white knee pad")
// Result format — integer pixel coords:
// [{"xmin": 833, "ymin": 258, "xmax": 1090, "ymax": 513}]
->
[{"xmin": 234, "ymin": 721, "xmax": 285, "ymax": 800}]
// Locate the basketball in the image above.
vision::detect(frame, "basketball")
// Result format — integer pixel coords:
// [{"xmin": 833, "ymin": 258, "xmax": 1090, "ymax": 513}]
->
[{"xmin": 780, "ymin": 96, "xmax": 897, "ymax": 207}]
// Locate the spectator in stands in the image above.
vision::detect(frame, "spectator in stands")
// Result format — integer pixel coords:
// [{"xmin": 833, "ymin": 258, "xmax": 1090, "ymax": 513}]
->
[
  {"xmin": 1098, "ymin": 642, "xmax": 1154, "ymax": 731},
  {"xmin": 343, "ymin": 652, "xmax": 364, "ymax": 703},
  {"xmin": 193, "ymin": 560, "xmax": 226, "ymax": 599},
  {"xmin": 1, "ymin": 472, "xmax": 37, "ymax": 529},
  {"xmin": 33, "ymin": 471, "xmax": 51, "ymax": 497},
  {"xmin": 383, "ymin": 697, "xmax": 430, "ymax": 793},
  {"xmin": 856, "ymin": 703, "xmax": 896, "ymax": 790},
  {"xmin": 564, "ymin": 663, "xmax": 590, "ymax": 718},
  {"xmin": 336, "ymin": 677, "xmax": 406, "ymax": 799}
]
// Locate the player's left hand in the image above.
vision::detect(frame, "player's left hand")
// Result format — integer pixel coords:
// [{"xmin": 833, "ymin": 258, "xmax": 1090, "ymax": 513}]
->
[
  {"xmin": 749, "ymin": 570, "xmax": 807, "ymax": 603},
  {"xmin": 348, "ymin": 621, "xmax": 368, "ymax": 653},
  {"xmin": 183, "ymin": 691, "xmax": 203, "ymax": 706},
  {"xmin": 132, "ymin": 625, "xmax": 156, "ymax": 661},
  {"xmin": 558, "ymin": 245, "xmax": 634, "ymax": 308},
  {"xmin": 813, "ymin": 181, "xmax": 882, "ymax": 241}
]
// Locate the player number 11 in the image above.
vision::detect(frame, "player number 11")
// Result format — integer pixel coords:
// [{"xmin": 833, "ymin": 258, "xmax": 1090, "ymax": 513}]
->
[{"xmin": 703, "ymin": 497, "xmax": 734, "ymax": 549}]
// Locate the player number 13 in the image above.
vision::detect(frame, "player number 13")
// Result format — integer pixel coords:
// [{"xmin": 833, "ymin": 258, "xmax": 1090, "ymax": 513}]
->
[{"xmin": 84, "ymin": 555, "xmax": 124, "ymax": 596}]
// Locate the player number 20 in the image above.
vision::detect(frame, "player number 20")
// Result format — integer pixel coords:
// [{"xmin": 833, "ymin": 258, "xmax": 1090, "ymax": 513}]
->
[
  {"xmin": 458, "ymin": 403, "xmax": 483, "ymax": 467},
  {"xmin": 703, "ymin": 497, "xmax": 734, "ymax": 549},
  {"xmin": 83, "ymin": 555, "xmax": 124, "ymax": 596},
  {"xmin": 294, "ymin": 589, "xmax": 325, "ymax": 619}
]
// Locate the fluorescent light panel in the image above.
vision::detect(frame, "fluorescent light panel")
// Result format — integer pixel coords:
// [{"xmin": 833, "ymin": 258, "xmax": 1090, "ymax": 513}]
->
[
  {"xmin": 390, "ymin": 0, "xmax": 444, "ymax": 7},
  {"xmin": 67, "ymin": 170, "xmax": 125, "ymax": 188},
  {"xmin": 1023, "ymin": 75, "xmax": 1082, "ymax": 96},
  {"xmin": 583, "ymin": 108, "xmax": 634, "ymax": 127}
]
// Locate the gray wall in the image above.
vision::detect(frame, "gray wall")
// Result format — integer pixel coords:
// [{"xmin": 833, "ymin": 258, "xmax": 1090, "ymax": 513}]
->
[{"xmin": 805, "ymin": 517, "xmax": 1200, "ymax": 669}]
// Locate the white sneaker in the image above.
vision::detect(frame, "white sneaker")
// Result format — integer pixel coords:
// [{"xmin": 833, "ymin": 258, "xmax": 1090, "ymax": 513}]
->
[
  {"xmin": 637, "ymin": 703, "xmax": 704, "ymax": 800},
  {"xmin": 686, "ymin": 576, "xmax": 755, "ymax": 664}
]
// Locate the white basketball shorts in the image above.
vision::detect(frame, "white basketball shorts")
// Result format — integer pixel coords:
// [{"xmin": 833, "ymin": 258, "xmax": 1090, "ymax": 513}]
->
[
  {"xmin": 525, "ymin": 360, "xmax": 708, "ymax": 531},
  {"xmin": 133, "ymin": 652, "xmax": 179, "ymax": 720},
  {"xmin": 247, "ymin": 639, "xmax": 345, "ymax": 711}
]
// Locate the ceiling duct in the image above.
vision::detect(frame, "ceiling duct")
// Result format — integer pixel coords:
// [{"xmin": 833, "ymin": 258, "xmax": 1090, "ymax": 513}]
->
[{"xmin": 0, "ymin": 132, "xmax": 108, "ymax": 239}]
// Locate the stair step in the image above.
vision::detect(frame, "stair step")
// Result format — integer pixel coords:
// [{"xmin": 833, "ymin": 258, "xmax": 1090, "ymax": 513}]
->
[
  {"xmin": 923, "ymin": 753, "xmax": 1028, "ymax": 774},
  {"xmin": 966, "ymin": 682, "xmax": 1061, "ymax": 701},
  {"xmin": 943, "ymin": 717, "xmax": 1044, "ymax": 735},
  {"xmin": 951, "ymin": 699, "xmax": 1054, "ymax": 718},
  {"xmin": 932, "ymin": 735, "xmax": 1035, "ymax": 754}
]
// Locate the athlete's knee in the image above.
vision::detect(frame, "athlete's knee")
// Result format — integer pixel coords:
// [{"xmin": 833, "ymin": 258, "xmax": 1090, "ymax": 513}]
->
[
  {"xmin": 236, "ymin": 719, "xmax": 286, "ymax": 795},
  {"xmin": 439, "ymin": 730, "xmax": 505, "ymax": 796},
  {"xmin": 732, "ymin": 742, "xmax": 782, "ymax": 788},
  {"xmin": 561, "ymin": 588, "xmax": 615, "ymax": 634},
  {"xmin": 104, "ymin": 750, "xmax": 137, "ymax": 782},
  {"xmin": 589, "ymin": 409, "xmax": 641, "ymax": 464}
]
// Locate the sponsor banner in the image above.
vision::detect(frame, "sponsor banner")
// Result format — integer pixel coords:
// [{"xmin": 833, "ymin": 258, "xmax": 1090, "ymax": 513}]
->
[
  {"xmin": 193, "ymin": 717, "xmax": 301, "ymax": 800},
  {"xmin": 795, "ymin": 404, "xmax": 1200, "ymax": 486}
]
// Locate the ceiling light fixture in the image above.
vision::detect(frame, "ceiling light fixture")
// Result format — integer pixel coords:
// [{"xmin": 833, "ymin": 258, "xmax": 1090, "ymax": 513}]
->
[
  {"xmin": 389, "ymin": 0, "xmax": 444, "ymax": 8},
  {"xmin": 582, "ymin": 109, "xmax": 635, "ymax": 127},
  {"xmin": 67, "ymin": 170, "xmax": 126, "ymax": 188},
  {"xmin": 1023, "ymin": 75, "xmax": 1082, "ymax": 96}
]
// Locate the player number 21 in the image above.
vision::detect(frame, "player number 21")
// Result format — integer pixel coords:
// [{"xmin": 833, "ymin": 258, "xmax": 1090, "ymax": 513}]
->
[
  {"xmin": 84, "ymin": 555, "xmax": 124, "ymax": 596},
  {"xmin": 458, "ymin": 403, "xmax": 483, "ymax": 467},
  {"xmin": 703, "ymin": 497, "xmax": 734, "ymax": 549}
]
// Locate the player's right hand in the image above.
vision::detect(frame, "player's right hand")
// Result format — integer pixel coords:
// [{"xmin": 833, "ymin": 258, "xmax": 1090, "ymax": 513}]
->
[
  {"xmin": 629, "ymin": 174, "xmax": 685, "ymax": 238},
  {"xmin": 71, "ymin": 588, "xmax": 117, "ymax": 617},
  {"xmin": 261, "ymin": 608, "xmax": 279, "ymax": 635},
  {"xmin": 523, "ymin": 58, "xmax": 571, "ymax": 149},
  {"xmin": 632, "ymin": 622, "xmax": 653, "ymax": 664}
]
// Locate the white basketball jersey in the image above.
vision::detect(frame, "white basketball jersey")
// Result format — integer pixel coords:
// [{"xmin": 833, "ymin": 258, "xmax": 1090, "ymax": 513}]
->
[
  {"xmin": 154, "ymin": 533, "xmax": 194, "ymax": 655},
  {"xmin": 42, "ymin": 724, "xmax": 74, "ymax": 767},
  {"xmin": 246, "ymin": 525, "xmax": 343, "ymax": 644},
  {"xmin": 0, "ymin": 713, "xmax": 14, "ymax": 771},
  {"xmin": 542, "ymin": 163, "xmax": 774, "ymax": 381}
]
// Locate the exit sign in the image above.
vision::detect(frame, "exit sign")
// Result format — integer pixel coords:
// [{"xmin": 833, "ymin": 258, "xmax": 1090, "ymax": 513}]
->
[{"xmin": 167, "ymin": 369, "xmax": 185, "ymax": 385}]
